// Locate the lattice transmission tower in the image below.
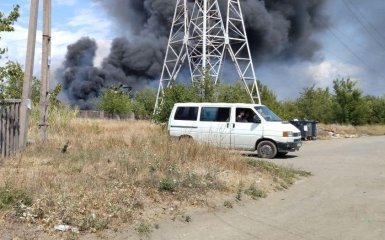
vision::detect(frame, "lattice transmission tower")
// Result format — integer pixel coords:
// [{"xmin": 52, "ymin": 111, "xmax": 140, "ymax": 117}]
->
[{"xmin": 154, "ymin": 0, "xmax": 261, "ymax": 111}]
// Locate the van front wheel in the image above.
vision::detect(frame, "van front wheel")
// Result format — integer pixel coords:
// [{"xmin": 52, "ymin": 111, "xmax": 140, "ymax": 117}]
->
[{"xmin": 257, "ymin": 141, "xmax": 277, "ymax": 159}]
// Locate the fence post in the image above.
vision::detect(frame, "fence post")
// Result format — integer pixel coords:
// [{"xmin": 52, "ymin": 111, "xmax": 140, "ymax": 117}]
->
[{"xmin": 0, "ymin": 101, "xmax": 22, "ymax": 158}]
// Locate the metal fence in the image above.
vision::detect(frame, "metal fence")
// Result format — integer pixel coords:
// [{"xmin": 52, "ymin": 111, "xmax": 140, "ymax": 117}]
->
[{"xmin": 0, "ymin": 100, "xmax": 21, "ymax": 158}]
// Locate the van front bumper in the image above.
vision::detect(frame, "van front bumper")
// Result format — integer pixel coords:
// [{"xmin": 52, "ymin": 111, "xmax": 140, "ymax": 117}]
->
[{"xmin": 277, "ymin": 140, "xmax": 302, "ymax": 152}]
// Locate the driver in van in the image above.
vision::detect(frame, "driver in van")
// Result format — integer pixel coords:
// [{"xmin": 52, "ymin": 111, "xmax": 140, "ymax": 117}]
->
[{"xmin": 237, "ymin": 110, "xmax": 249, "ymax": 122}]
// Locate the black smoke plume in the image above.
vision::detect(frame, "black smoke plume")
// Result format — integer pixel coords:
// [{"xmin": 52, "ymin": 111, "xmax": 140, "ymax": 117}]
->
[
  {"xmin": 60, "ymin": 0, "xmax": 328, "ymax": 109},
  {"xmin": 58, "ymin": 37, "xmax": 105, "ymax": 109}
]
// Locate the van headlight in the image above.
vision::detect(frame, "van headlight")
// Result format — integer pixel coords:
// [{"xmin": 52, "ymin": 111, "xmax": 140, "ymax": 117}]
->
[{"xmin": 282, "ymin": 131, "xmax": 293, "ymax": 137}]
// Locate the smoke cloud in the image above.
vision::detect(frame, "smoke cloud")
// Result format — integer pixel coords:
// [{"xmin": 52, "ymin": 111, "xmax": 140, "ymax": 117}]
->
[
  {"xmin": 59, "ymin": 0, "xmax": 328, "ymax": 108},
  {"xmin": 58, "ymin": 37, "xmax": 105, "ymax": 109}
]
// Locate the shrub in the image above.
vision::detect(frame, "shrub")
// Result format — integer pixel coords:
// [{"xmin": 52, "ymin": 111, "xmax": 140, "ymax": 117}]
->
[
  {"xmin": 98, "ymin": 87, "xmax": 132, "ymax": 116},
  {"xmin": 244, "ymin": 184, "xmax": 267, "ymax": 199},
  {"xmin": 0, "ymin": 187, "xmax": 32, "ymax": 209},
  {"xmin": 159, "ymin": 177, "xmax": 177, "ymax": 192}
]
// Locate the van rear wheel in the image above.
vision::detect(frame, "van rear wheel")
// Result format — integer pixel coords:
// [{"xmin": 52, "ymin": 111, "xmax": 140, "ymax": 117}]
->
[
  {"xmin": 257, "ymin": 140, "xmax": 277, "ymax": 159},
  {"xmin": 179, "ymin": 135, "xmax": 192, "ymax": 141}
]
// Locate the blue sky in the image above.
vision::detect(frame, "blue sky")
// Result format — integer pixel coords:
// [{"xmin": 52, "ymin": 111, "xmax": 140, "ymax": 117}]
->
[
  {"xmin": 1, "ymin": 0, "xmax": 113, "ymax": 81},
  {"xmin": 1, "ymin": 0, "xmax": 385, "ymax": 99}
]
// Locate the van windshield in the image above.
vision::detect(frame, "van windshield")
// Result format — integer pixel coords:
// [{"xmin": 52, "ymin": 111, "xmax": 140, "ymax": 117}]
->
[{"xmin": 254, "ymin": 106, "xmax": 282, "ymax": 122}]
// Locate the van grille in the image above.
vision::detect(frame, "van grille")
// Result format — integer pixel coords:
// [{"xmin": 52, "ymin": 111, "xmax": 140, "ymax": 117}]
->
[{"xmin": 293, "ymin": 132, "xmax": 300, "ymax": 137}]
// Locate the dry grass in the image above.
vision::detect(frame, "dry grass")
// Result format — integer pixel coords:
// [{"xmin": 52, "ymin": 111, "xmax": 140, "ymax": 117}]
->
[
  {"xmin": 0, "ymin": 107, "xmax": 309, "ymax": 235},
  {"xmin": 318, "ymin": 123, "xmax": 385, "ymax": 139}
]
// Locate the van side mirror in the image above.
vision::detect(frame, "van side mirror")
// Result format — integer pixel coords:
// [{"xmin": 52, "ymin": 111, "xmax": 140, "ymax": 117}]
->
[{"xmin": 253, "ymin": 115, "xmax": 261, "ymax": 123}]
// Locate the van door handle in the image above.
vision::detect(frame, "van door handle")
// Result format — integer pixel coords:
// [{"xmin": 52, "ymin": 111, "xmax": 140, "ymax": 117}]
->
[
  {"xmin": 233, "ymin": 123, "xmax": 235, "ymax": 128},
  {"xmin": 227, "ymin": 123, "xmax": 230, "ymax": 128}
]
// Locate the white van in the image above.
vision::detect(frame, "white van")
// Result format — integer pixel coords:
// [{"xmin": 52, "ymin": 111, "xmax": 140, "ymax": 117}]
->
[{"xmin": 168, "ymin": 103, "xmax": 302, "ymax": 158}]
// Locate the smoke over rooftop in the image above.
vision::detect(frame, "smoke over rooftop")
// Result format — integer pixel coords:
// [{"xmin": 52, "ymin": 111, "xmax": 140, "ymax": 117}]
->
[{"xmin": 59, "ymin": 0, "xmax": 328, "ymax": 109}]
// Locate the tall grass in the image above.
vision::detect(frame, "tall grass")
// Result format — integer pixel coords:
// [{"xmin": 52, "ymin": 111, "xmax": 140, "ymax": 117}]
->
[
  {"xmin": 0, "ymin": 106, "xmax": 309, "ymax": 233},
  {"xmin": 318, "ymin": 123, "xmax": 385, "ymax": 138}
]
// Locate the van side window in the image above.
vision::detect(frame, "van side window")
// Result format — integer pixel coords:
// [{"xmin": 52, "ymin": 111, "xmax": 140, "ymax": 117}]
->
[
  {"xmin": 200, "ymin": 107, "xmax": 230, "ymax": 122},
  {"xmin": 174, "ymin": 107, "xmax": 199, "ymax": 121},
  {"xmin": 236, "ymin": 108, "xmax": 258, "ymax": 123}
]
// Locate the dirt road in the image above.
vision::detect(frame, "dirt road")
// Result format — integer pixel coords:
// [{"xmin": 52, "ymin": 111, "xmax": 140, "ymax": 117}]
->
[{"xmin": 125, "ymin": 136, "xmax": 385, "ymax": 240}]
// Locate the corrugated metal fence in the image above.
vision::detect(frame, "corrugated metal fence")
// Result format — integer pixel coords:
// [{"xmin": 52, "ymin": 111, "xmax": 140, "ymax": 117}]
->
[{"xmin": 0, "ymin": 100, "xmax": 21, "ymax": 158}]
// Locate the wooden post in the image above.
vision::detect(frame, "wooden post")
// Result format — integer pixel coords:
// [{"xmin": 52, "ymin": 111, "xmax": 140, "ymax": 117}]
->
[
  {"xmin": 1, "ymin": 107, "xmax": 5, "ymax": 158},
  {"xmin": 20, "ymin": 0, "xmax": 39, "ymax": 149},
  {"xmin": 5, "ymin": 106, "xmax": 10, "ymax": 156},
  {"xmin": 39, "ymin": 0, "xmax": 51, "ymax": 141},
  {"xmin": 9, "ymin": 103, "xmax": 15, "ymax": 154}
]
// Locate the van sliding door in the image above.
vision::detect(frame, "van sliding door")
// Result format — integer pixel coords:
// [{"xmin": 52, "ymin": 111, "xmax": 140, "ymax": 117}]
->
[{"xmin": 199, "ymin": 107, "xmax": 231, "ymax": 148}]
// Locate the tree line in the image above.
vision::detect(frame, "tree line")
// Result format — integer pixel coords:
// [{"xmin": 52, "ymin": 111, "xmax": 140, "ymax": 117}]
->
[{"xmin": 98, "ymin": 76, "xmax": 385, "ymax": 126}]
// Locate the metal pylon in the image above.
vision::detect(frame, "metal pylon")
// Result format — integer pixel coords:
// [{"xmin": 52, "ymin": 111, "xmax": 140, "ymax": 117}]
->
[
  {"xmin": 154, "ymin": 0, "xmax": 261, "ymax": 112},
  {"xmin": 186, "ymin": 0, "xmax": 227, "ymax": 85}
]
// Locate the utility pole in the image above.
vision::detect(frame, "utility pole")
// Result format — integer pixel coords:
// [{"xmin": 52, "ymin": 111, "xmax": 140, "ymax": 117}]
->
[
  {"xmin": 39, "ymin": 0, "xmax": 51, "ymax": 141},
  {"xmin": 20, "ymin": 0, "xmax": 39, "ymax": 149}
]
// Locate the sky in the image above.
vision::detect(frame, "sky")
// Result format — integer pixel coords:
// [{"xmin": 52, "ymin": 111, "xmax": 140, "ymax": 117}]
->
[{"xmin": 1, "ymin": 0, "xmax": 385, "ymax": 100}]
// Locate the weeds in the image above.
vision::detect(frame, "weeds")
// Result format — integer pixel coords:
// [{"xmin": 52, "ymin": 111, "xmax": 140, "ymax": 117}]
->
[
  {"xmin": 0, "ymin": 106, "xmax": 311, "ymax": 233},
  {"xmin": 136, "ymin": 221, "xmax": 152, "ymax": 237},
  {"xmin": 0, "ymin": 187, "xmax": 32, "ymax": 209},
  {"xmin": 244, "ymin": 184, "xmax": 267, "ymax": 199},
  {"xmin": 318, "ymin": 123, "xmax": 385, "ymax": 138},
  {"xmin": 80, "ymin": 214, "xmax": 109, "ymax": 231},
  {"xmin": 184, "ymin": 215, "xmax": 192, "ymax": 222},
  {"xmin": 235, "ymin": 183, "xmax": 243, "ymax": 201},
  {"xmin": 223, "ymin": 201, "xmax": 233, "ymax": 208},
  {"xmin": 159, "ymin": 177, "xmax": 177, "ymax": 192},
  {"xmin": 246, "ymin": 159, "xmax": 311, "ymax": 188}
]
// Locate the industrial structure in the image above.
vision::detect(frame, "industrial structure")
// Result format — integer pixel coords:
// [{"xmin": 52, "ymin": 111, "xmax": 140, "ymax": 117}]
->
[{"xmin": 155, "ymin": 0, "xmax": 261, "ymax": 111}]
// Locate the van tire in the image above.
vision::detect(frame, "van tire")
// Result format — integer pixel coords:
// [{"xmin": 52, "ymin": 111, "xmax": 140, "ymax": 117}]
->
[{"xmin": 257, "ymin": 140, "xmax": 277, "ymax": 159}]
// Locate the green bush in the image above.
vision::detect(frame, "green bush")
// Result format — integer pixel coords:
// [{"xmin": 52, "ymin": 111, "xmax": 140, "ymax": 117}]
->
[
  {"xmin": 131, "ymin": 88, "xmax": 156, "ymax": 119},
  {"xmin": 98, "ymin": 87, "xmax": 132, "ymax": 115},
  {"xmin": 0, "ymin": 187, "xmax": 32, "ymax": 209},
  {"xmin": 244, "ymin": 184, "xmax": 267, "ymax": 199},
  {"xmin": 159, "ymin": 177, "xmax": 177, "ymax": 192},
  {"xmin": 154, "ymin": 84, "xmax": 198, "ymax": 123}
]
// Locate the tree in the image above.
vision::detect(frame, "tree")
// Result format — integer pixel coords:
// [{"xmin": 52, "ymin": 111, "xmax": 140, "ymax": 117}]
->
[
  {"xmin": 131, "ymin": 87, "xmax": 157, "ymax": 119},
  {"xmin": 258, "ymin": 80, "xmax": 283, "ymax": 116},
  {"xmin": 332, "ymin": 78, "xmax": 370, "ymax": 125},
  {"xmin": 296, "ymin": 85, "xmax": 334, "ymax": 123},
  {"xmin": 217, "ymin": 83, "xmax": 252, "ymax": 103},
  {"xmin": 192, "ymin": 70, "xmax": 217, "ymax": 102},
  {"xmin": 49, "ymin": 83, "xmax": 62, "ymax": 108},
  {"xmin": 154, "ymin": 84, "xmax": 199, "ymax": 123},
  {"xmin": 98, "ymin": 87, "xmax": 132, "ymax": 116},
  {"xmin": 0, "ymin": 61, "xmax": 40, "ymax": 103},
  {"xmin": 365, "ymin": 96, "xmax": 385, "ymax": 124},
  {"xmin": 0, "ymin": 5, "xmax": 20, "ymax": 56},
  {"xmin": 279, "ymin": 100, "xmax": 300, "ymax": 121}
]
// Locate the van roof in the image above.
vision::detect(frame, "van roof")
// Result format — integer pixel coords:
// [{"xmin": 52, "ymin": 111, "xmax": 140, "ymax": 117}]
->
[{"xmin": 173, "ymin": 102, "xmax": 265, "ymax": 107}]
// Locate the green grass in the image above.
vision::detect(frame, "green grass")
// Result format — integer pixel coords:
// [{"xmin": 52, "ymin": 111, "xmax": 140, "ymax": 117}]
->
[
  {"xmin": 80, "ymin": 214, "xmax": 109, "ymax": 231},
  {"xmin": 244, "ymin": 183, "xmax": 267, "ymax": 199},
  {"xmin": 136, "ymin": 221, "xmax": 153, "ymax": 237},
  {"xmin": 159, "ymin": 177, "xmax": 177, "ymax": 192},
  {"xmin": 0, "ymin": 187, "xmax": 32, "ymax": 209},
  {"xmin": 245, "ymin": 159, "xmax": 311, "ymax": 188}
]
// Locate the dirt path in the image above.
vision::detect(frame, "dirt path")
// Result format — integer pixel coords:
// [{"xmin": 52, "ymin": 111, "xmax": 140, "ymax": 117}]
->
[{"xmin": 106, "ymin": 136, "xmax": 385, "ymax": 240}]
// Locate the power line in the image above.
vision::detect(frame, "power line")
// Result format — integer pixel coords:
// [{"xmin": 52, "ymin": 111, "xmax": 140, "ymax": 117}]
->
[
  {"xmin": 345, "ymin": 0, "xmax": 385, "ymax": 41},
  {"xmin": 342, "ymin": 0, "xmax": 385, "ymax": 53},
  {"xmin": 325, "ymin": 26, "xmax": 385, "ymax": 79},
  {"xmin": 330, "ymin": 25, "xmax": 385, "ymax": 58}
]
